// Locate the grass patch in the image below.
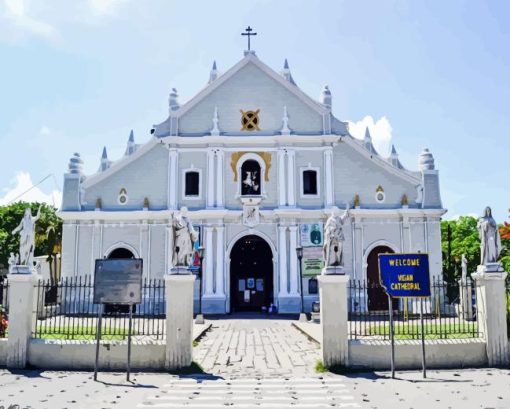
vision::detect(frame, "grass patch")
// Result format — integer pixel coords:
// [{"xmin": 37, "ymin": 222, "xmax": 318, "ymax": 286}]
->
[
  {"xmin": 36, "ymin": 325, "xmax": 137, "ymax": 341},
  {"xmin": 315, "ymin": 360, "xmax": 354, "ymax": 375},
  {"xmin": 369, "ymin": 322, "xmax": 478, "ymax": 340},
  {"xmin": 192, "ymin": 340, "xmax": 199, "ymax": 347},
  {"xmin": 315, "ymin": 360, "xmax": 327, "ymax": 373}
]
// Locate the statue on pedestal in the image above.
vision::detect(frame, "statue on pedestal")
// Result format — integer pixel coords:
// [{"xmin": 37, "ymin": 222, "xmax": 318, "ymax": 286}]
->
[
  {"xmin": 11, "ymin": 206, "xmax": 42, "ymax": 268},
  {"xmin": 323, "ymin": 205, "xmax": 349, "ymax": 267},
  {"xmin": 461, "ymin": 254, "xmax": 468, "ymax": 282},
  {"xmin": 171, "ymin": 207, "xmax": 198, "ymax": 268},
  {"xmin": 477, "ymin": 206, "xmax": 502, "ymax": 266}
]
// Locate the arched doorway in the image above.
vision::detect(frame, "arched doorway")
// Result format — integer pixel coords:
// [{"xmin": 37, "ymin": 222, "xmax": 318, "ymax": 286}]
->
[
  {"xmin": 230, "ymin": 235, "xmax": 273, "ymax": 312},
  {"xmin": 366, "ymin": 245, "xmax": 398, "ymax": 311},
  {"xmin": 105, "ymin": 247, "xmax": 136, "ymax": 314}
]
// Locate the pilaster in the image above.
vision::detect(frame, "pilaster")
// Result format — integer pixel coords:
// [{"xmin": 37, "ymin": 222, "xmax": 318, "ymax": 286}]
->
[
  {"xmin": 206, "ymin": 149, "xmax": 215, "ymax": 208},
  {"xmin": 278, "ymin": 149, "xmax": 286, "ymax": 207},
  {"xmin": 323, "ymin": 147, "xmax": 334, "ymax": 207},
  {"xmin": 286, "ymin": 149, "xmax": 296, "ymax": 206},
  {"xmin": 168, "ymin": 149, "xmax": 178, "ymax": 210}
]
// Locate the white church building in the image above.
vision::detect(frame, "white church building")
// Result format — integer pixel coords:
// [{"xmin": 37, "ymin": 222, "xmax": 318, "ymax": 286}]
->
[{"xmin": 59, "ymin": 48, "xmax": 445, "ymax": 314}]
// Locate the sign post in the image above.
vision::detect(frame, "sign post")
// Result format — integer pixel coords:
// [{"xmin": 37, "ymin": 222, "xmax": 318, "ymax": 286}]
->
[
  {"xmin": 378, "ymin": 253, "xmax": 431, "ymax": 379},
  {"xmin": 93, "ymin": 258, "xmax": 143, "ymax": 382}
]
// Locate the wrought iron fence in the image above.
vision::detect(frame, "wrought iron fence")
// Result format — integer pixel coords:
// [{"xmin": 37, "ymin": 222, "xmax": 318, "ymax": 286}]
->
[
  {"xmin": 348, "ymin": 277, "xmax": 479, "ymax": 340},
  {"xmin": 33, "ymin": 275, "xmax": 166, "ymax": 340}
]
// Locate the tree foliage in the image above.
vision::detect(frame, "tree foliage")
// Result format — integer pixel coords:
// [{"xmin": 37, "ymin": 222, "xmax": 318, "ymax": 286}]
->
[
  {"xmin": 441, "ymin": 214, "xmax": 510, "ymax": 283},
  {"xmin": 0, "ymin": 202, "xmax": 62, "ymax": 270}
]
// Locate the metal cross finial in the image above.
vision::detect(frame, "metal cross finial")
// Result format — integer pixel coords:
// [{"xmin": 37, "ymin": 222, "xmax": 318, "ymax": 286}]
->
[{"xmin": 242, "ymin": 26, "xmax": 257, "ymax": 51}]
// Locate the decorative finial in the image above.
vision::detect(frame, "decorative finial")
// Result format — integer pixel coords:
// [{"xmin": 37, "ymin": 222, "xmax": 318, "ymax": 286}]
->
[
  {"xmin": 280, "ymin": 106, "xmax": 291, "ymax": 136},
  {"xmin": 95, "ymin": 198, "xmax": 102, "ymax": 210},
  {"xmin": 242, "ymin": 26, "xmax": 257, "ymax": 52},
  {"xmin": 169, "ymin": 88, "xmax": 180, "ymax": 112},
  {"xmin": 210, "ymin": 106, "xmax": 220, "ymax": 136},
  {"xmin": 143, "ymin": 197, "xmax": 149, "ymax": 210},
  {"xmin": 419, "ymin": 148, "xmax": 435, "ymax": 171},
  {"xmin": 320, "ymin": 85, "xmax": 332, "ymax": 110},
  {"xmin": 389, "ymin": 144, "xmax": 403, "ymax": 169},
  {"xmin": 99, "ymin": 147, "xmax": 110, "ymax": 172},
  {"xmin": 354, "ymin": 194, "xmax": 360, "ymax": 208},
  {"xmin": 125, "ymin": 130, "xmax": 135, "ymax": 156},
  {"xmin": 281, "ymin": 58, "xmax": 296, "ymax": 85},
  {"xmin": 364, "ymin": 127, "xmax": 372, "ymax": 141},
  {"xmin": 401, "ymin": 194, "xmax": 409, "ymax": 207},
  {"xmin": 362, "ymin": 127, "xmax": 377, "ymax": 155},
  {"xmin": 209, "ymin": 60, "xmax": 218, "ymax": 83},
  {"xmin": 68, "ymin": 153, "xmax": 84, "ymax": 175}
]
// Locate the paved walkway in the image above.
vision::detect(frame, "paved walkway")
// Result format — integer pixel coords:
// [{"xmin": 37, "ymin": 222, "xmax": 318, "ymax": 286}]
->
[{"xmin": 193, "ymin": 316, "xmax": 321, "ymax": 377}]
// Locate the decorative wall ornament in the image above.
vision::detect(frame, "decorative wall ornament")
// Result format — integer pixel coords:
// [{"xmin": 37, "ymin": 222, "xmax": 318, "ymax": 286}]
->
[
  {"xmin": 242, "ymin": 204, "xmax": 260, "ymax": 227},
  {"xmin": 375, "ymin": 186, "xmax": 385, "ymax": 203},
  {"xmin": 401, "ymin": 194, "xmax": 409, "ymax": 206},
  {"xmin": 230, "ymin": 152, "xmax": 272, "ymax": 182},
  {"xmin": 240, "ymin": 109, "xmax": 260, "ymax": 131},
  {"xmin": 118, "ymin": 188, "xmax": 128, "ymax": 205},
  {"xmin": 143, "ymin": 197, "xmax": 150, "ymax": 210},
  {"xmin": 281, "ymin": 105, "xmax": 291, "ymax": 135},
  {"xmin": 354, "ymin": 194, "xmax": 360, "ymax": 208},
  {"xmin": 95, "ymin": 198, "xmax": 102, "ymax": 210},
  {"xmin": 210, "ymin": 106, "xmax": 220, "ymax": 136}
]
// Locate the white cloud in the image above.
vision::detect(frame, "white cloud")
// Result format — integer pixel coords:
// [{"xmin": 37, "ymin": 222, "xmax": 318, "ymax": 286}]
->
[
  {"xmin": 0, "ymin": 172, "xmax": 62, "ymax": 208},
  {"xmin": 88, "ymin": 0, "xmax": 125, "ymax": 16},
  {"xmin": 2, "ymin": 0, "xmax": 59, "ymax": 41},
  {"xmin": 40, "ymin": 125, "xmax": 51, "ymax": 135},
  {"xmin": 347, "ymin": 115, "xmax": 393, "ymax": 157}
]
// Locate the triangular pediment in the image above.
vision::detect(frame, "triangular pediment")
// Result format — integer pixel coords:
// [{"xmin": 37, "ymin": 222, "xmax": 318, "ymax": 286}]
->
[{"xmin": 154, "ymin": 54, "xmax": 338, "ymax": 137}]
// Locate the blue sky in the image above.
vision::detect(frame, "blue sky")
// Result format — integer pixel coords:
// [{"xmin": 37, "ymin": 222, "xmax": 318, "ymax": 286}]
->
[{"xmin": 0, "ymin": 0, "xmax": 509, "ymax": 221}]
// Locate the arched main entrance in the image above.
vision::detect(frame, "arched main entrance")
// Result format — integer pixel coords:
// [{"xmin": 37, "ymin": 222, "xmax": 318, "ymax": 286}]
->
[
  {"xmin": 367, "ymin": 245, "xmax": 398, "ymax": 311},
  {"xmin": 230, "ymin": 235, "xmax": 273, "ymax": 312}
]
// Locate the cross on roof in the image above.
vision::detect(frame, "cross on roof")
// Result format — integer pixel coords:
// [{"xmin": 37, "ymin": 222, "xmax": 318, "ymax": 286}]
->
[{"xmin": 242, "ymin": 26, "xmax": 257, "ymax": 51}]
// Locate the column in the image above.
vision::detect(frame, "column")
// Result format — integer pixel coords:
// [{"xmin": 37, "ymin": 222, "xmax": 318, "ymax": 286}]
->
[
  {"xmin": 289, "ymin": 225, "xmax": 299, "ymax": 295},
  {"xmin": 165, "ymin": 274, "xmax": 196, "ymax": 370},
  {"xmin": 215, "ymin": 150, "xmax": 224, "ymax": 208},
  {"xmin": 206, "ymin": 149, "xmax": 215, "ymax": 208},
  {"xmin": 278, "ymin": 225, "xmax": 288, "ymax": 295},
  {"xmin": 278, "ymin": 149, "xmax": 286, "ymax": 206},
  {"xmin": 204, "ymin": 226, "xmax": 214, "ymax": 296},
  {"xmin": 287, "ymin": 150, "xmax": 296, "ymax": 206},
  {"xmin": 318, "ymin": 274, "xmax": 350, "ymax": 368},
  {"xmin": 168, "ymin": 149, "xmax": 178, "ymax": 209},
  {"xmin": 215, "ymin": 226, "xmax": 225, "ymax": 296},
  {"xmin": 7, "ymin": 273, "xmax": 38, "ymax": 368},
  {"xmin": 324, "ymin": 147, "xmax": 334, "ymax": 207},
  {"xmin": 472, "ymin": 269, "xmax": 509, "ymax": 366}
]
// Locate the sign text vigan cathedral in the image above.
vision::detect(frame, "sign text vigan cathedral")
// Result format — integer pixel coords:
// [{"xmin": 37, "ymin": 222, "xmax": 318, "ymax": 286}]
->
[{"xmin": 60, "ymin": 30, "xmax": 445, "ymax": 314}]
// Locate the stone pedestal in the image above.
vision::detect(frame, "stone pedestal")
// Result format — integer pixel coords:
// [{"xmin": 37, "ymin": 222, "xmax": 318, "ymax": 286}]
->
[
  {"xmin": 164, "ymin": 274, "xmax": 196, "ymax": 370},
  {"xmin": 169, "ymin": 266, "xmax": 191, "ymax": 275},
  {"xmin": 318, "ymin": 272, "xmax": 349, "ymax": 368},
  {"xmin": 322, "ymin": 266, "xmax": 345, "ymax": 275},
  {"xmin": 472, "ymin": 268, "xmax": 509, "ymax": 366},
  {"xmin": 459, "ymin": 279, "xmax": 474, "ymax": 321},
  {"xmin": 7, "ymin": 272, "xmax": 38, "ymax": 368}
]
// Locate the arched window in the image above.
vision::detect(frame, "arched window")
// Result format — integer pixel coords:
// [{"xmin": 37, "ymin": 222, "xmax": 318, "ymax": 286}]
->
[
  {"xmin": 300, "ymin": 166, "xmax": 320, "ymax": 198},
  {"xmin": 184, "ymin": 171, "xmax": 200, "ymax": 197},
  {"xmin": 241, "ymin": 160, "xmax": 261, "ymax": 196},
  {"xmin": 107, "ymin": 248, "xmax": 135, "ymax": 259}
]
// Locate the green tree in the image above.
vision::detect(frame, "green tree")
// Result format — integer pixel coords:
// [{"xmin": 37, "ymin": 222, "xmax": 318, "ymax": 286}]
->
[
  {"xmin": 441, "ymin": 216, "xmax": 480, "ymax": 284},
  {"xmin": 0, "ymin": 202, "xmax": 62, "ymax": 278}
]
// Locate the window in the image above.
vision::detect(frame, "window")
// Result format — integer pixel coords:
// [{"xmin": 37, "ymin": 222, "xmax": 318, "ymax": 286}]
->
[
  {"xmin": 303, "ymin": 170, "xmax": 318, "ymax": 195},
  {"xmin": 241, "ymin": 160, "xmax": 261, "ymax": 196},
  {"xmin": 184, "ymin": 171, "xmax": 200, "ymax": 197}
]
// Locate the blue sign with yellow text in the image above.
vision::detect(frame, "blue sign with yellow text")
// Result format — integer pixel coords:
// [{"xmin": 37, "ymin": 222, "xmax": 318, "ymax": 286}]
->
[{"xmin": 378, "ymin": 253, "xmax": 431, "ymax": 298}]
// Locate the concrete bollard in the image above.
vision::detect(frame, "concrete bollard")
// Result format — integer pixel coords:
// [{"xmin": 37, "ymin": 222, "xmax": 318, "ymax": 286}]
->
[
  {"xmin": 164, "ymin": 272, "xmax": 196, "ymax": 370},
  {"xmin": 472, "ymin": 268, "xmax": 509, "ymax": 366},
  {"xmin": 6, "ymin": 271, "xmax": 38, "ymax": 369},
  {"xmin": 318, "ymin": 273, "xmax": 349, "ymax": 368}
]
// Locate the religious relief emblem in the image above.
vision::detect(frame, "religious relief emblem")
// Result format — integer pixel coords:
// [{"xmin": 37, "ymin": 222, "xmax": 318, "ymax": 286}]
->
[
  {"xmin": 240, "ymin": 109, "xmax": 260, "ymax": 131},
  {"xmin": 243, "ymin": 205, "xmax": 260, "ymax": 227}
]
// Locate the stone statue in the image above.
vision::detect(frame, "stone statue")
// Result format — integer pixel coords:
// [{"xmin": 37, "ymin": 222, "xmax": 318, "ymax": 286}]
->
[
  {"xmin": 461, "ymin": 254, "xmax": 468, "ymax": 282},
  {"xmin": 477, "ymin": 206, "xmax": 502, "ymax": 265},
  {"xmin": 323, "ymin": 205, "xmax": 349, "ymax": 267},
  {"xmin": 7, "ymin": 252, "xmax": 19, "ymax": 271},
  {"xmin": 171, "ymin": 207, "xmax": 199, "ymax": 267},
  {"xmin": 12, "ymin": 206, "xmax": 42, "ymax": 267}
]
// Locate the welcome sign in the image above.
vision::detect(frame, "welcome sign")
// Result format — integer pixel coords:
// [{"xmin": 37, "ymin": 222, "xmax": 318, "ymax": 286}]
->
[{"xmin": 378, "ymin": 253, "xmax": 431, "ymax": 298}]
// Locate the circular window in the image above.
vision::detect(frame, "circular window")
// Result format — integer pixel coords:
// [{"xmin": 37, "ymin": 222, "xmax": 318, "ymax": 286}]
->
[
  {"xmin": 375, "ymin": 191, "xmax": 385, "ymax": 203},
  {"xmin": 118, "ymin": 192, "xmax": 129, "ymax": 205}
]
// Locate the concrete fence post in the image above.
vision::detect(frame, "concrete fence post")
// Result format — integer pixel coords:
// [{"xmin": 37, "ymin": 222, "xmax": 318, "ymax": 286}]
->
[
  {"xmin": 7, "ymin": 272, "xmax": 38, "ymax": 368},
  {"xmin": 164, "ymin": 272, "xmax": 196, "ymax": 370},
  {"xmin": 318, "ymin": 274, "xmax": 350, "ymax": 368},
  {"xmin": 472, "ymin": 268, "xmax": 509, "ymax": 366}
]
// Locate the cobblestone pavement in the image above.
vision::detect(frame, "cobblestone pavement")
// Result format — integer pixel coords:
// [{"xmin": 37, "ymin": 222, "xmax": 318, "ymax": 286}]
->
[{"xmin": 193, "ymin": 316, "xmax": 321, "ymax": 377}]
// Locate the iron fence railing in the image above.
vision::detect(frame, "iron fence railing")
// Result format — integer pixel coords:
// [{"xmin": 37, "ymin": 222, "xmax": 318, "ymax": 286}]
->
[
  {"xmin": 348, "ymin": 277, "xmax": 479, "ymax": 340},
  {"xmin": 33, "ymin": 275, "xmax": 166, "ymax": 340}
]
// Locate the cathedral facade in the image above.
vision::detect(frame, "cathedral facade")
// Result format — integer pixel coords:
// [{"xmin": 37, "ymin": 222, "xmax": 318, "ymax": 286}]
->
[{"xmin": 59, "ymin": 51, "xmax": 445, "ymax": 314}]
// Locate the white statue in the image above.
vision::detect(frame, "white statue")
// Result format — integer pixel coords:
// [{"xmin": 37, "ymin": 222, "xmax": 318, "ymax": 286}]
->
[
  {"xmin": 323, "ymin": 205, "xmax": 349, "ymax": 267},
  {"xmin": 461, "ymin": 254, "xmax": 468, "ymax": 282},
  {"xmin": 171, "ymin": 207, "xmax": 199, "ymax": 267},
  {"xmin": 12, "ymin": 206, "xmax": 42, "ymax": 267},
  {"xmin": 477, "ymin": 206, "xmax": 502, "ymax": 265},
  {"xmin": 7, "ymin": 252, "xmax": 19, "ymax": 271}
]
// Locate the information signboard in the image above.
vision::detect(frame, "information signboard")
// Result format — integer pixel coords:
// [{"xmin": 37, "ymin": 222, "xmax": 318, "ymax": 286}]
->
[
  {"xmin": 300, "ymin": 223, "xmax": 323, "ymax": 247},
  {"xmin": 93, "ymin": 259, "xmax": 143, "ymax": 305},
  {"xmin": 301, "ymin": 247, "xmax": 324, "ymax": 276},
  {"xmin": 378, "ymin": 253, "xmax": 431, "ymax": 298}
]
